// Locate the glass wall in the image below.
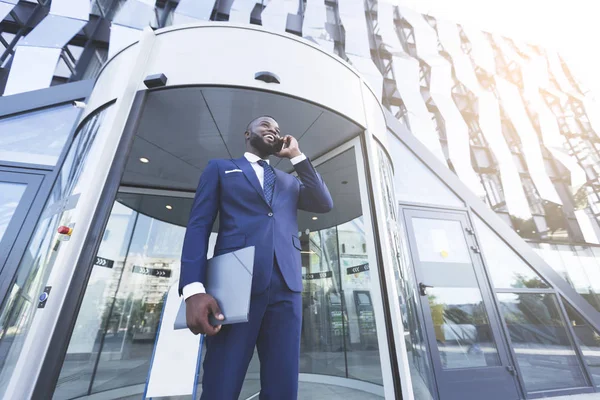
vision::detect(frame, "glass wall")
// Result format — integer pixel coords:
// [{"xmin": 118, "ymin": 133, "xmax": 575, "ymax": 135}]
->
[
  {"xmin": 0, "ymin": 104, "xmax": 80, "ymax": 166},
  {"xmin": 54, "ymin": 197, "xmax": 185, "ymax": 399},
  {"xmin": 563, "ymin": 300, "xmax": 600, "ymax": 388},
  {"xmin": 531, "ymin": 243, "xmax": 600, "ymax": 312},
  {"xmin": 0, "ymin": 106, "xmax": 113, "ymax": 398},
  {"xmin": 0, "ymin": 182, "xmax": 26, "ymax": 242},
  {"xmin": 474, "ymin": 216, "xmax": 593, "ymax": 394},
  {"xmin": 497, "ymin": 293, "xmax": 588, "ymax": 392},
  {"xmin": 376, "ymin": 141, "xmax": 436, "ymax": 400},
  {"xmin": 54, "ymin": 147, "xmax": 385, "ymax": 399}
]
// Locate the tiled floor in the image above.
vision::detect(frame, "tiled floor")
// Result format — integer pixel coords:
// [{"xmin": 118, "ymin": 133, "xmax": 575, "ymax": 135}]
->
[
  {"xmin": 296, "ymin": 382, "xmax": 382, "ymax": 400},
  {"xmin": 109, "ymin": 381, "xmax": 381, "ymax": 400},
  {"xmin": 550, "ymin": 394, "xmax": 600, "ymax": 399}
]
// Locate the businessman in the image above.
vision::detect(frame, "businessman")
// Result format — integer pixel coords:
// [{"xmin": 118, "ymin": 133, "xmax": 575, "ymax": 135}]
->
[{"xmin": 180, "ymin": 116, "xmax": 333, "ymax": 399}]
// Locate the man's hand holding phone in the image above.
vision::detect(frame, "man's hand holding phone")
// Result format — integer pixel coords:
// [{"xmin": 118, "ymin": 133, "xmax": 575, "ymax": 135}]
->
[{"xmin": 275, "ymin": 135, "xmax": 302, "ymax": 159}]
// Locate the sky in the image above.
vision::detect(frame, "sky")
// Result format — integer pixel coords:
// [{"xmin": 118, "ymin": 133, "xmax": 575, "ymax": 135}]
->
[{"xmin": 398, "ymin": 0, "xmax": 600, "ymax": 97}]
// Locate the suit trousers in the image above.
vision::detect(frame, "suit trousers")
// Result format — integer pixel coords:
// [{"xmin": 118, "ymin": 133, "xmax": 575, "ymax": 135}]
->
[{"xmin": 200, "ymin": 258, "xmax": 302, "ymax": 400}]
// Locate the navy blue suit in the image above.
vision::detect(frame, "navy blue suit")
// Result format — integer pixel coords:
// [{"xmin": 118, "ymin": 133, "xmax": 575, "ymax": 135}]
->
[{"xmin": 180, "ymin": 155, "xmax": 333, "ymax": 399}]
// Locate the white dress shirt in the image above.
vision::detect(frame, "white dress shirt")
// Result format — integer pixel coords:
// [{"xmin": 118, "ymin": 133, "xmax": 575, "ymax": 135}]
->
[{"xmin": 182, "ymin": 152, "xmax": 307, "ymax": 299}]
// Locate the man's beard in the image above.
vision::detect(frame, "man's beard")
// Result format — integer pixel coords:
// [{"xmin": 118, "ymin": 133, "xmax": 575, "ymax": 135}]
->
[{"xmin": 249, "ymin": 134, "xmax": 278, "ymax": 156}]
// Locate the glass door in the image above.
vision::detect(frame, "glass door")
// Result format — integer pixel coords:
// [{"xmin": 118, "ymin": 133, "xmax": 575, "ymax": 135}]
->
[
  {"xmin": 402, "ymin": 208, "xmax": 521, "ymax": 400},
  {"xmin": 0, "ymin": 170, "xmax": 43, "ymax": 284}
]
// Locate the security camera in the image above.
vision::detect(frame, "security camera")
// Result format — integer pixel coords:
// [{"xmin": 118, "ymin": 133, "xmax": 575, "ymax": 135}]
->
[{"xmin": 73, "ymin": 101, "xmax": 86, "ymax": 109}]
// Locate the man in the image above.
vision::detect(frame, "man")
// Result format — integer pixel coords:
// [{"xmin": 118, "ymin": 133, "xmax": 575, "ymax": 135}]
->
[{"xmin": 180, "ymin": 116, "xmax": 333, "ymax": 399}]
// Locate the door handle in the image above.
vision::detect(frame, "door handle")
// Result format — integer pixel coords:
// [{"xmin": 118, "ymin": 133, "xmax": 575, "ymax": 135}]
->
[{"xmin": 419, "ymin": 282, "xmax": 433, "ymax": 296}]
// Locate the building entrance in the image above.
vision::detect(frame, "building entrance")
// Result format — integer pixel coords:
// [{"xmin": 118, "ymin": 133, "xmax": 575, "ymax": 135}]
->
[
  {"xmin": 45, "ymin": 84, "xmax": 390, "ymax": 399},
  {"xmin": 402, "ymin": 208, "xmax": 521, "ymax": 400}
]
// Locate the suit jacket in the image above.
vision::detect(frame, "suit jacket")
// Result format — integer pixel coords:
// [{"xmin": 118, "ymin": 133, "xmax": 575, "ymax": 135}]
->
[{"xmin": 180, "ymin": 156, "xmax": 333, "ymax": 295}]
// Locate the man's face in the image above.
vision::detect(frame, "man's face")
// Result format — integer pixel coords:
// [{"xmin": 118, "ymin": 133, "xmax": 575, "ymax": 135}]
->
[{"xmin": 247, "ymin": 117, "xmax": 282, "ymax": 156}]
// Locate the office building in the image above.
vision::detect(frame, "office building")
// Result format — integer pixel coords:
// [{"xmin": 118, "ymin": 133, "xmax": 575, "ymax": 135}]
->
[{"xmin": 0, "ymin": 0, "xmax": 599, "ymax": 399}]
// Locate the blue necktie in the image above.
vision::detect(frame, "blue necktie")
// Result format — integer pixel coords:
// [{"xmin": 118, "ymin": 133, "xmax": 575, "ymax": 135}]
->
[{"xmin": 258, "ymin": 160, "xmax": 275, "ymax": 205}]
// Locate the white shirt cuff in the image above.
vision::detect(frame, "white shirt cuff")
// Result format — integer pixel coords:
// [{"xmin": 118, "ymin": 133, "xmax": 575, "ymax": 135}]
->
[
  {"xmin": 182, "ymin": 282, "xmax": 206, "ymax": 299},
  {"xmin": 290, "ymin": 153, "xmax": 307, "ymax": 165}
]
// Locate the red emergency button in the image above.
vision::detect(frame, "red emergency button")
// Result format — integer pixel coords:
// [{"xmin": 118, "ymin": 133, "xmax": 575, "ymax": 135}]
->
[{"xmin": 57, "ymin": 226, "xmax": 73, "ymax": 236}]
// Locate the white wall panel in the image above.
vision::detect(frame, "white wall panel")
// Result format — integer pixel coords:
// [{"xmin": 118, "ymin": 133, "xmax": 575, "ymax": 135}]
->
[
  {"xmin": 144, "ymin": 25, "xmax": 368, "ymax": 128},
  {"xmin": 462, "ymin": 26, "xmax": 495, "ymax": 75},
  {"xmin": 173, "ymin": 0, "xmax": 216, "ymax": 24},
  {"xmin": 229, "ymin": 0, "xmax": 257, "ymax": 23},
  {"xmin": 302, "ymin": 0, "xmax": 334, "ymax": 53},
  {"xmin": 3, "ymin": 47, "xmax": 62, "ymax": 95},
  {"xmin": 378, "ymin": 3, "xmax": 445, "ymax": 161},
  {"xmin": 109, "ymin": 24, "xmax": 143, "ymax": 59},
  {"xmin": 575, "ymin": 209, "xmax": 600, "ymax": 244},
  {"xmin": 440, "ymin": 25, "xmax": 531, "ymax": 218},
  {"xmin": 478, "ymin": 91, "xmax": 533, "ymax": 219},
  {"xmin": 348, "ymin": 55, "xmax": 383, "ymax": 99},
  {"xmin": 522, "ymin": 59, "xmax": 587, "ymax": 191},
  {"xmin": 338, "ymin": 0, "xmax": 382, "ymax": 99},
  {"xmin": 495, "ymin": 77, "xmax": 563, "ymax": 204},
  {"xmin": 0, "ymin": 0, "xmax": 18, "ymax": 23},
  {"xmin": 4, "ymin": 0, "xmax": 89, "ymax": 95},
  {"xmin": 547, "ymin": 51, "xmax": 581, "ymax": 99},
  {"xmin": 112, "ymin": 0, "xmax": 154, "ymax": 29},
  {"xmin": 109, "ymin": 0, "xmax": 154, "ymax": 58},
  {"xmin": 436, "ymin": 21, "xmax": 480, "ymax": 94},
  {"xmin": 400, "ymin": 9, "xmax": 484, "ymax": 196},
  {"xmin": 262, "ymin": 0, "xmax": 297, "ymax": 32},
  {"xmin": 583, "ymin": 95, "xmax": 600, "ymax": 139},
  {"xmin": 391, "ymin": 55, "xmax": 446, "ymax": 161},
  {"xmin": 377, "ymin": 2, "xmax": 403, "ymax": 54},
  {"xmin": 81, "ymin": 48, "xmax": 138, "ymax": 120}
]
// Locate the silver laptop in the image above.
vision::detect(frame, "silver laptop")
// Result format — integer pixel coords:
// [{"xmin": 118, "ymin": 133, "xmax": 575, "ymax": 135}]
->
[{"xmin": 174, "ymin": 246, "xmax": 254, "ymax": 330}]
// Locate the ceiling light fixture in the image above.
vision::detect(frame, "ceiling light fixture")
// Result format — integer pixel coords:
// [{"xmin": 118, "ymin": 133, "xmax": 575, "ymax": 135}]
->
[
  {"xmin": 312, "ymin": 217, "xmax": 318, "ymax": 220},
  {"xmin": 166, "ymin": 205, "xmax": 173, "ymax": 210},
  {"xmin": 140, "ymin": 157, "xmax": 150, "ymax": 163}
]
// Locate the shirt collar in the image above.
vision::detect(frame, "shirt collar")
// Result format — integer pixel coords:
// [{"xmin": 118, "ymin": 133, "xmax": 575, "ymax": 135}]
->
[{"xmin": 244, "ymin": 152, "xmax": 269, "ymax": 165}]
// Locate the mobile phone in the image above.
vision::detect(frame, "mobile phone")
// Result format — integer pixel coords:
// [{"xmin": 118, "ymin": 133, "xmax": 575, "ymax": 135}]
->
[{"xmin": 274, "ymin": 137, "xmax": 285, "ymax": 152}]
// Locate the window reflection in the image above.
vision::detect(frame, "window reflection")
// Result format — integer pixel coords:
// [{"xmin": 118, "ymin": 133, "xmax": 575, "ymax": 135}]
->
[
  {"xmin": 533, "ymin": 243, "xmax": 600, "ymax": 312},
  {"xmin": 428, "ymin": 288, "xmax": 500, "ymax": 369},
  {"xmin": 563, "ymin": 300, "xmax": 600, "ymax": 388},
  {"xmin": 0, "ymin": 182, "xmax": 26, "ymax": 243},
  {"xmin": 298, "ymin": 148, "xmax": 383, "ymax": 386},
  {"xmin": 386, "ymin": 132, "xmax": 464, "ymax": 208},
  {"xmin": 0, "ymin": 104, "xmax": 79, "ymax": 166},
  {"xmin": 497, "ymin": 293, "xmax": 588, "ymax": 393},
  {"xmin": 473, "ymin": 216, "xmax": 549, "ymax": 289}
]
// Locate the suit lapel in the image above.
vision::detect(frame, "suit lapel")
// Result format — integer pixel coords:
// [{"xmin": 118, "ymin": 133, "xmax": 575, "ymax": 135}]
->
[{"xmin": 231, "ymin": 157, "xmax": 268, "ymax": 205}]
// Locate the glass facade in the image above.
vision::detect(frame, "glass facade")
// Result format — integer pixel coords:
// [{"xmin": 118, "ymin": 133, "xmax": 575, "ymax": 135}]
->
[
  {"xmin": 0, "ymin": 104, "xmax": 80, "ymax": 166},
  {"xmin": 563, "ymin": 300, "xmax": 600, "ymax": 388},
  {"xmin": 497, "ymin": 293, "xmax": 588, "ymax": 393},
  {"xmin": 375, "ymin": 143, "xmax": 436, "ymax": 399},
  {"xmin": 0, "ymin": 106, "xmax": 112, "ymax": 398},
  {"xmin": 532, "ymin": 243, "xmax": 600, "ymax": 312},
  {"xmin": 0, "ymin": 182, "xmax": 26, "ymax": 243}
]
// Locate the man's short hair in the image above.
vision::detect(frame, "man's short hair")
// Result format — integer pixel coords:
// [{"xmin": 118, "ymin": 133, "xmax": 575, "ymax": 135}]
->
[{"xmin": 246, "ymin": 115, "xmax": 277, "ymax": 132}]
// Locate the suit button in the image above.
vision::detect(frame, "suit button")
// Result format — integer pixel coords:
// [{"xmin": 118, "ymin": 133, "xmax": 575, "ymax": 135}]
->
[{"xmin": 268, "ymin": 212, "xmax": 273, "ymax": 217}]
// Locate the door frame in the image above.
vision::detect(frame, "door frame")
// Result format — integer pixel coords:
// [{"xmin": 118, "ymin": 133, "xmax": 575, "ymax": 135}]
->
[{"xmin": 399, "ymin": 203, "xmax": 524, "ymax": 399}]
